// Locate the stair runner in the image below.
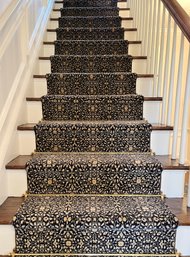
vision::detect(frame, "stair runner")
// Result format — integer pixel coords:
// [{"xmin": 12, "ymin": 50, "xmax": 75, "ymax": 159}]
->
[{"xmin": 12, "ymin": 0, "xmax": 179, "ymax": 256}]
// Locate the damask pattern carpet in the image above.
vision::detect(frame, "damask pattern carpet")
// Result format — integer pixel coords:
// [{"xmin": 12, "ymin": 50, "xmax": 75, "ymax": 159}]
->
[{"xmin": 13, "ymin": 0, "xmax": 178, "ymax": 256}]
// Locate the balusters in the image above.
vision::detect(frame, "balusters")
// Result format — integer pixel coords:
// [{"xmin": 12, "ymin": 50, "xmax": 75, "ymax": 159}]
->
[
  {"xmin": 161, "ymin": 14, "xmax": 172, "ymax": 124},
  {"xmin": 166, "ymin": 22, "xmax": 177, "ymax": 126},
  {"xmin": 179, "ymin": 45, "xmax": 190, "ymax": 164},
  {"xmin": 172, "ymin": 33, "xmax": 185, "ymax": 160}
]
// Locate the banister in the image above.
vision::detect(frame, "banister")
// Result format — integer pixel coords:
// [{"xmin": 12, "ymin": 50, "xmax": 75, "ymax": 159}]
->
[{"xmin": 161, "ymin": 0, "xmax": 190, "ymax": 42}]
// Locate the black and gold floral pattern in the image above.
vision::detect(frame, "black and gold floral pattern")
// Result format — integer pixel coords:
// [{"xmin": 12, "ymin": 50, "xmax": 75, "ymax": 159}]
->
[
  {"xmin": 58, "ymin": 16, "xmax": 121, "ymax": 28},
  {"xmin": 46, "ymin": 73, "xmax": 137, "ymax": 95},
  {"xmin": 60, "ymin": 7, "xmax": 119, "ymax": 17},
  {"xmin": 34, "ymin": 120, "xmax": 152, "ymax": 152},
  {"xmin": 56, "ymin": 28, "xmax": 124, "ymax": 40},
  {"xmin": 41, "ymin": 95, "xmax": 144, "ymax": 121},
  {"xmin": 13, "ymin": 196, "xmax": 178, "ymax": 254},
  {"xmin": 63, "ymin": 0, "xmax": 118, "ymax": 7},
  {"xmin": 55, "ymin": 40, "xmax": 128, "ymax": 56},
  {"xmin": 50, "ymin": 55, "xmax": 132, "ymax": 73},
  {"xmin": 26, "ymin": 153, "xmax": 162, "ymax": 194},
  {"xmin": 13, "ymin": 0, "xmax": 178, "ymax": 255}
]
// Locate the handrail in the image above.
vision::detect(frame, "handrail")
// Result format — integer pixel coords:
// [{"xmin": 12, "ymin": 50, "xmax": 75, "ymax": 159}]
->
[{"xmin": 161, "ymin": 0, "xmax": 190, "ymax": 42}]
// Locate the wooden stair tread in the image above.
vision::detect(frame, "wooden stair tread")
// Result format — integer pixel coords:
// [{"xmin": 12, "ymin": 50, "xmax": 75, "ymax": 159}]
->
[
  {"xmin": 33, "ymin": 74, "xmax": 154, "ymax": 78},
  {"xmin": 0, "ymin": 196, "xmax": 189, "ymax": 225},
  {"xmin": 52, "ymin": 7, "xmax": 130, "ymax": 11},
  {"xmin": 17, "ymin": 123, "xmax": 173, "ymax": 131},
  {"xmin": 0, "ymin": 197, "xmax": 24, "ymax": 224},
  {"xmin": 50, "ymin": 17, "xmax": 133, "ymax": 21},
  {"xmin": 26, "ymin": 96, "xmax": 162, "ymax": 101},
  {"xmin": 38, "ymin": 55, "xmax": 147, "ymax": 60},
  {"xmin": 47, "ymin": 28, "xmax": 137, "ymax": 32},
  {"xmin": 5, "ymin": 155, "xmax": 190, "ymax": 170},
  {"xmin": 43, "ymin": 40, "xmax": 142, "ymax": 45}
]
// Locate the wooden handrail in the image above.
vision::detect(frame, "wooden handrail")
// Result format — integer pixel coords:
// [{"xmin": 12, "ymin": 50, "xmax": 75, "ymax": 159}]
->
[{"xmin": 161, "ymin": 0, "xmax": 190, "ymax": 42}]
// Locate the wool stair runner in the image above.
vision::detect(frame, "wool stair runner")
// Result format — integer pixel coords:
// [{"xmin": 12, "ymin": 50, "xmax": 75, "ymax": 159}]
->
[{"xmin": 12, "ymin": 0, "xmax": 179, "ymax": 256}]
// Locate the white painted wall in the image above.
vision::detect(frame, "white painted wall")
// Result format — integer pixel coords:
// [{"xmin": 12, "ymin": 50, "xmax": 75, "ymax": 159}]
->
[{"xmin": 0, "ymin": 0, "xmax": 55, "ymax": 204}]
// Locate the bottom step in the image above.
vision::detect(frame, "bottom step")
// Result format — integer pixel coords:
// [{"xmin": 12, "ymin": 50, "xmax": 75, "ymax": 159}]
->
[
  {"xmin": 13, "ymin": 196, "xmax": 177, "ymax": 254},
  {"xmin": 1, "ymin": 197, "xmax": 190, "ymax": 255}
]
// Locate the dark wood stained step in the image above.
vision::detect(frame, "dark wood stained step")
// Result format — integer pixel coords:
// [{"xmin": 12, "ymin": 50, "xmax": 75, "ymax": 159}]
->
[
  {"xmin": 17, "ymin": 123, "xmax": 172, "ymax": 131},
  {"xmin": 0, "ymin": 196, "xmax": 190, "ymax": 225},
  {"xmin": 43, "ymin": 40, "xmax": 142, "ymax": 45},
  {"xmin": 38, "ymin": 56, "xmax": 147, "ymax": 60},
  {"xmin": 0, "ymin": 197, "xmax": 25, "ymax": 224},
  {"xmin": 33, "ymin": 74, "xmax": 153, "ymax": 79},
  {"xmin": 26, "ymin": 96, "xmax": 162, "ymax": 101},
  {"xmin": 50, "ymin": 17, "xmax": 133, "ymax": 21},
  {"xmin": 47, "ymin": 28, "xmax": 137, "ymax": 32},
  {"xmin": 5, "ymin": 155, "xmax": 189, "ymax": 170},
  {"xmin": 52, "ymin": 7, "xmax": 130, "ymax": 11}
]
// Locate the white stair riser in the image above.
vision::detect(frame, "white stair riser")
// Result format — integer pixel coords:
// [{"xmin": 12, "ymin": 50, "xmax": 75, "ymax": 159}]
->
[
  {"xmin": 6, "ymin": 168, "xmax": 186, "ymax": 198},
  {"xmin": 1, "ymin": 225, "xmax": 189, "ymax": 255},
  {"xmin": 50, "ymin": 10, "xmax": 131, "ymax": 19},
  {"xmin": 37, "ymin": 59, "xmax": 147, "ymax": 74},
  {"xmin": 45, "ymin": 30, "xmax": 137, "ymax": 41},
  {"xmin": 33, "ymin": 77, "xmax": 154, "ymax": 97},
  {"xmin": 47, "ymin": 20, "xmax": 134, "ymax": 29},
  {"xmin": 42, "ymin": 43, "xmax": 142, "ymax": 56},
  {"xmin": 52, "ymin": 2, "xmax": 127, "ymax": 9},
  {"xmin": 26, "ymin": 100, "xmax": 161, "ymax": 124},
  {"xmin": 18, "ymin": 130, "xmax": 172, "ymax": 155}
]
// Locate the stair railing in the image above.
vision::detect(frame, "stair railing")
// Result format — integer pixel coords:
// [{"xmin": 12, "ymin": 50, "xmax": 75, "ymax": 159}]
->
[{"xmin": 127, "ymin": 0, "xmax": 190, "ymax": 165}]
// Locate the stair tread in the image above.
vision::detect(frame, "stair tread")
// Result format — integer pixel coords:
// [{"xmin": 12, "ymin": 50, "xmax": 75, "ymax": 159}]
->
[
  {"xmin": 26, "ymin": 96, "xmax": 162, "ymax": 101},
  {"xmin": 17, "ymin": 123, "xmax": 173, "ymax": 131},
  {"xmin": 53, "ymin": 7, "xmax": 130, "ymax": 11},
  {"xmin": 6, "ymin": 154, "xmax": 190, "ymax": 170},
  {"xmin": 39, "ymin": 55, "xmax": 147, "ymax": 59},
  {"xmin": 50, "ymin": 17, "xmax": 133, "ymax": 20},
  {"xmin": 1, "ymin": 196, "xmax": 189, "ymax": 226},
  {"xmin": 43, "ymin": 40, "xmax": 141, "ymax": 44},
  {"xmin": 33, "ymin": 73, "xmax": 153, "ymax": 78},
  {"xmin": 47, "ymin": 28, "xmax": 137, "ymax": 31}
]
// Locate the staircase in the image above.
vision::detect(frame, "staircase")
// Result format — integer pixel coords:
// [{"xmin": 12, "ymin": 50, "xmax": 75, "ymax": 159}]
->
[{"xmin": 1, "ymin": 0, "xmax": 190, "ymax": 256}]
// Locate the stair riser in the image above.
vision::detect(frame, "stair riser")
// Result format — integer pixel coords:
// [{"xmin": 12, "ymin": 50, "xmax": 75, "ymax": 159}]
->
[
  {"xmin": 50, "ymin": 55, "xmax": 133, "ymax": 73},
  {"xmin": 48, "ymin": 19, "xmax": 133, "ymax": 29},
  {"xmin": 1, "ymin": 225, "xmax": 189, "ymax": 255},
  {"xmin": 37, "ymin": 59, "xmax": 147, "ymax": 74},
  {"xmin": 41, "ymin": 95, "xmax": 144, "ymax": 121},
  {"xmin": 33, "ymin": 77, "xmax": 154, "ymax": 97},
  {"xmin": 54, "ymin": 40, "xmax": 129, "ymax": 55},
  {"xmin": 6, "ymin": 169, "xmax": 186, "ymax": 198},
  {"xmin": 53, "ymin": 2, "xmax": 127, "ymax": 8},
  {"xmin": 34, "ymin": 122, "xmax": 151, "ymax": 152},
  {"xmin": 18, "ymin": 130, "xmax": 171, "ymax": 155},
  {"xmin": 26, "ymin": 167, "xmax": 161, "ymax": 195},
  {"xmin": 45, "ymin": 30, "xmax": 137, "ymax": 41},
  {"xmin": 45, "ymin": 73, "xmax": 137, "ymax": 95},
  {"xmin": 26, "ymin": 101, "xmax": 161, "ymax": 124},
  {"xmin": 42, "ymin": 42, "xmax": 141, "ymax": 56},
  {"xmin": 58, "ymin": 17, "xmax": 122, "ymax": 28},
  {"xmin": 50, "ymin": 9, "xmax": 131, "ymax": 18}
]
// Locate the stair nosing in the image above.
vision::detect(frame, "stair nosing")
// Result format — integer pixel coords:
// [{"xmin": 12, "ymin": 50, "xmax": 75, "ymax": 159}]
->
[
  {"xmin": 43, "ymin": 40, "xmax": 142, "ymax": 45},
  {"xmin": 47, "ymin": 28, "xmax": 137, "ymax": 32},
  {"xmin": 0, "ymin": 196, "xmax": 189, "ymax": 225},
  {"xmin": 17, "ymin": 123, "xmax": 173, "ymax": 131},
  {"xmin": 33, "ymin": 73, "xmax": 153, "ymax": 78},
  {"xmin": 26, "ymin": 96, "xmax": 162, "ymax": 101},
  {"xmin": 38, "ymin": 55, "xmax": 147, "ymax": 60},
  {"xmin": 5, "ymin": 154, "xmax": 190, "ymax": 171}
]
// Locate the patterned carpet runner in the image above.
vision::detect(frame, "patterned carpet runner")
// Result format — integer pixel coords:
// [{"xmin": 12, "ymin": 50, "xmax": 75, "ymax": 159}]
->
[{"xmin": 13, "ymin": 0, "xmax": 178, "ymax": 256}]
